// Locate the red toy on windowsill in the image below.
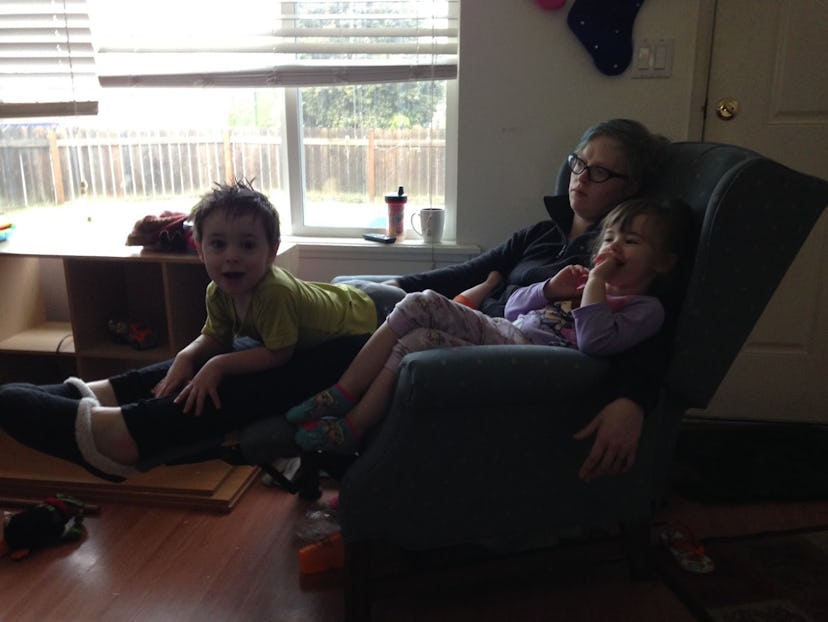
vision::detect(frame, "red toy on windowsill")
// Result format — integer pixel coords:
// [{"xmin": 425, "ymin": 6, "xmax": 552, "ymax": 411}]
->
[{"xmin": 1, "ymin": 495, "xmax": 88, "ymax": 560}]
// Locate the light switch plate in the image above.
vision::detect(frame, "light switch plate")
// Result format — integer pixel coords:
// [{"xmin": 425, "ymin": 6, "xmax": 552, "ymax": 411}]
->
[{"xmin": 631, "ymin": 38, "xmax": 674, "ymax": 79}]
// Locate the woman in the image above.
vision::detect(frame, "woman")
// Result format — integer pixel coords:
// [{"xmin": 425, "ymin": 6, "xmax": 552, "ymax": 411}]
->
[
  {"xmin": 0, "ymin": 119, "xmax": 670, "ymax": 483},
  {"xmin": 384, "ymin": 118, "xmax": 671, "ymax": 482}
]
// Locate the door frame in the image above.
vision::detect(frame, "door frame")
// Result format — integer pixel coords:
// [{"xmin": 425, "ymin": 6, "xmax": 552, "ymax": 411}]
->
[{"xmin": 688, "ymin": 0, "xmax": 718, "ymax": 141}]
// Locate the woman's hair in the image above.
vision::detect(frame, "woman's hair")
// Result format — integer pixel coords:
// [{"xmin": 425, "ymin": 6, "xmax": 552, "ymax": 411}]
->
[
  {"xmin": 574, "ymin": 119, "xmax": 670, "ymax": 193},
  {"xmin": 189, "ymin": 179, "xmax": 280, "ymax": 247}
]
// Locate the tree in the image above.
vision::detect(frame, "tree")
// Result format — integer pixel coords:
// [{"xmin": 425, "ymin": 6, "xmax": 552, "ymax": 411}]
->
[{"xmin": 300, "ymin": 82, "xmax": 445, "ymax": 129}]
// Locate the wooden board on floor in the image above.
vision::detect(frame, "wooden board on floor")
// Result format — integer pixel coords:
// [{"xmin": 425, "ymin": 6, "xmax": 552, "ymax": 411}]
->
[{"xmin": 0, "ymin": 432, "xmax": 259, "ymax": 513}]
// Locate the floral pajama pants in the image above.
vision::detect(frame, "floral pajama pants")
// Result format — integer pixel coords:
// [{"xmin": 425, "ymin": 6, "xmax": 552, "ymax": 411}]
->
[{"xmin": 383, "ymin": 289, "xmax": 532, "ymax": 371}]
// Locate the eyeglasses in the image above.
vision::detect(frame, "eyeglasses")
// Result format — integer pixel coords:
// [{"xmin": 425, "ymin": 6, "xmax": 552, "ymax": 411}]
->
[{"xmin": 567, "ymin": 153, "xmax": 629, "ymax": 183}]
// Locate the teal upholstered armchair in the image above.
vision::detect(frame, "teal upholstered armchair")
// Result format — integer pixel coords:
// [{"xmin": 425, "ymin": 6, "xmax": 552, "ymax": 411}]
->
[{"xmin": 332, "ymin": 142, "xmax": 828, "ymax": 620}]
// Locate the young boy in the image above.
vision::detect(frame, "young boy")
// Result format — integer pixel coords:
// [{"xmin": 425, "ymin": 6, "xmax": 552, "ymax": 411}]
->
[
  {"xmin": 157, "ymin": 179, "xmax": 406, "ymax": 417},
  {"xmin": 0, "ymin": 180, "xmax": 405, "ymax": 481}
]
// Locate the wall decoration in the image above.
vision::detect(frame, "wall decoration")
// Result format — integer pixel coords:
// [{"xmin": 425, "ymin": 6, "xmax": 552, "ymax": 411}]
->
[{"xmin": 566, "ymin": 0, "xmax": 644, "ymax": 76}]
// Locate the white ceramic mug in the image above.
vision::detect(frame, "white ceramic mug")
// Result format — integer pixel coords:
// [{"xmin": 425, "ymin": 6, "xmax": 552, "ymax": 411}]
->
[{"xmin": 411, "ymin": 208, "xmax": 445, "ymax": 244}]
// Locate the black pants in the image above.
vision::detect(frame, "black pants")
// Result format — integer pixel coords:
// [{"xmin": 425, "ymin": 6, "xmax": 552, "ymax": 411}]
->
[{"xmin": 109, "ymin": 335, "xmax": 370, "ymax": 470}]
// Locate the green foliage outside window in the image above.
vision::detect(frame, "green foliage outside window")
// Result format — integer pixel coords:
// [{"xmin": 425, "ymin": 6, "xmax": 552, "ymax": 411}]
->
[{"xmin": 301, "ymin": 82, "xmax": 445, "ymax": 129}]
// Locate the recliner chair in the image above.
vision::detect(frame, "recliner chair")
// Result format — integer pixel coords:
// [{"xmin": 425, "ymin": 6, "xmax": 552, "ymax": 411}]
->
[{"xmin": 330, "ymin": 142, "xmax": 828, "ymax": 620}]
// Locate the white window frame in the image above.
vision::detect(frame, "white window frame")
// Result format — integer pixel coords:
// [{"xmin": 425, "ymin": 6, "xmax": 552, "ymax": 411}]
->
[{"xmin": 1, "ymin": 1, "xmax": 459, "ymax": 239}]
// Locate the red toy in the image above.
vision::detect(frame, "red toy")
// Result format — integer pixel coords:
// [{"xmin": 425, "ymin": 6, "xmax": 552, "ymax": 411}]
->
[{"xmin": 1, "ymin": 495, "xmax": 87, "ymax": 560}]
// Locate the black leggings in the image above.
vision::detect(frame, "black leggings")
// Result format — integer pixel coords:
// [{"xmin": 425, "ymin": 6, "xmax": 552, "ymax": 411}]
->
[{"xmin": 108, "ymin": 335, "xmax": 370, "ymax": 470}]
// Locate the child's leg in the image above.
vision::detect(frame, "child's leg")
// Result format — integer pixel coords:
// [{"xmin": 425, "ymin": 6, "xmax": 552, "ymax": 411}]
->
[
  {"xmin": 286, "ymin": 323, "xmax": 399, "ymax": 424},
  {"xmin": 288, "ymin": 289, "xmax": 514, "ymax": 427},
  {"xmin": 295, "ymin": 367, "xmax": 397, "ymax": 454},
  {"xmin": 295, "ymin": 317, "xmax": 529, "ymax": 454}
]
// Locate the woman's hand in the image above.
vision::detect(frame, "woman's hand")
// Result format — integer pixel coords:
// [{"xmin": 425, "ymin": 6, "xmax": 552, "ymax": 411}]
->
[{"xmin": 573, "ymin": 397, "xmax": 643, "ymax": 482}]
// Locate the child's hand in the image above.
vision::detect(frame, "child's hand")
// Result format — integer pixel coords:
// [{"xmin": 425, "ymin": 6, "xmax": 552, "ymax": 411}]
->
[
  {"xmin": 153, "ymin": 357, "xmax": 194, "ymax": 398},
  {"xmin": 545, "ymin": 264, "xmax": 589, "ymax": 299},
  {"xmin": 175, "ymin": 360, "xmax": 223, "ymax": 416},
  {"xmin": 590, "ymin": 249, "xmax": 622, "ymax": 281}
]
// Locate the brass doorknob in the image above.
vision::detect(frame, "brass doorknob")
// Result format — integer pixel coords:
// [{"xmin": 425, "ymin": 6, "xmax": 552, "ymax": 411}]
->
[{"xmin": 716, "ymin": 97, "xmax": 740, "ymax": 120}]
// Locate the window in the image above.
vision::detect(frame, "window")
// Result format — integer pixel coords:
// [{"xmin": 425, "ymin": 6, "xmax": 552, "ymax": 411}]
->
[{"xmin": 0, "ymin": 0, "xmax": 458, "ymax": 237}]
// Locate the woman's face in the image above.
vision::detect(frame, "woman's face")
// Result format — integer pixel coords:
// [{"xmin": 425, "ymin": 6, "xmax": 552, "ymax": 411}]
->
[{"xmin": 568, "ymin": 135, "xmax": 636, "ymax": 226}]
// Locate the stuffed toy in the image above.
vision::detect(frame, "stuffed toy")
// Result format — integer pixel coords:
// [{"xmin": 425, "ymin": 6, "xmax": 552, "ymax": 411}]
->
[
  {"xmin": 126, "ymin": 210, "xmax": 195, "ymax": 252},
  {"xmin": 1, "ymin": 495, "xmax": 87, "ymax": 560}
]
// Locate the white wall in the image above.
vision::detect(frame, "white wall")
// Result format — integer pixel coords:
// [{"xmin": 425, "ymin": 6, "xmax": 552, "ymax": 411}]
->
[{"xmin": 454, "ymin": 0, "xmax": 705, "ymax": 249}]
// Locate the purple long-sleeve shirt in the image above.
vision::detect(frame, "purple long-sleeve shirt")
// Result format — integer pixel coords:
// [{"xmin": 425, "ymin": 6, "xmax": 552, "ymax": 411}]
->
[{"xmin": 504, "ymin": 281, "xmax": 664, "ymax": 356}]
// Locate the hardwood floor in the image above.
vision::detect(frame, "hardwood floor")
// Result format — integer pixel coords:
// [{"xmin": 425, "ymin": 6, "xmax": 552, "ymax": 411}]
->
[{"xmin": 3, "ymin": 477, "xmax": 828, "ymax": 622}]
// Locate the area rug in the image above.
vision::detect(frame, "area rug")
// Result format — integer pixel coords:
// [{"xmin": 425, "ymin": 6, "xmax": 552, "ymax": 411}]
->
[{"xmin": 661, "ymin": 528, "xmax": 828, "ymax": 622}]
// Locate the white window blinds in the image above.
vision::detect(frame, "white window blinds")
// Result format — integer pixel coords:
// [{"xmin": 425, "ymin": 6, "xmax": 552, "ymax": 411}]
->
[
  {"xmin": 0, "ymin": 0, "xmax": 99, "ymax": 118},
  {"xmin": 93, "ymin": 0, "xmax": 459, "ymax": 88}
]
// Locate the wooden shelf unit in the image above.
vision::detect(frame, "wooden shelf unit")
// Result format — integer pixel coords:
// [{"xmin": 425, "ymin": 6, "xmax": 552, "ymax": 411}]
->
[{"xmin": 0, "ymin": 247, "xmax": 209, "ymax": 379}]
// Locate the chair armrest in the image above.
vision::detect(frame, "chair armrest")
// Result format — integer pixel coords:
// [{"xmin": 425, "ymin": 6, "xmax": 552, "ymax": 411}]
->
[
  {"xmin": 392, "ymin": 345, "xmax": 609, "ymax": 409},
  {"xmin": 339, "ymin": 347, "xmax": 638, "ymax": 548}
]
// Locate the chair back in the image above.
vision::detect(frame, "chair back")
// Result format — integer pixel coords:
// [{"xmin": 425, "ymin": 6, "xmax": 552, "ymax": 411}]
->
[{"xmin": 556, "ymin": 141, "xmax": 828, "ymax": 408}]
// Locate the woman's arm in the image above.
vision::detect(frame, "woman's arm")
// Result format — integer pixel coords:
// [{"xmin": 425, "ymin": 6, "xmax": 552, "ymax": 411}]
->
[
  {"xmin": 575, "ymin": 315, "xmax": 676, "ymax": 481},
  {"xmin": 453, "ymin": 271, "xmax": 503, "ymax": 309},
  {"xmin": 395, "ymin": 222, "xmax": 546, "ymax": 297},
  {"xmin": 574, "ymin": 397, "xmax": 644, "ymax": 482}
]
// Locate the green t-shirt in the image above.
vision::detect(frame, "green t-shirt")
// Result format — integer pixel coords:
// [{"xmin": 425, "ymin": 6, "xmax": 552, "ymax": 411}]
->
[{"xmin": 202, "ymin": 266, "xmax": 376, "ymax": 350}]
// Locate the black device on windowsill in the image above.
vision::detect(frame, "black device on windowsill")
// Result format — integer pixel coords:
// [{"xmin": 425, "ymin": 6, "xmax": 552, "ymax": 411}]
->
[{"xmin": 362, "ymin": 233, "xmax": 396, "ymax": 244}]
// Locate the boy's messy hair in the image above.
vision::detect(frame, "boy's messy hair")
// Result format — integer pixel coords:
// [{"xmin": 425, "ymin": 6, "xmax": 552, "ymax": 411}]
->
[{"xmin": 189, "ymin": 179, "xmax": 280, "ymax": 247}]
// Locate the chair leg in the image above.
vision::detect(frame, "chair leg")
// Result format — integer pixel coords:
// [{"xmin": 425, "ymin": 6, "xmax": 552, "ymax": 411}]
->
[
  {"xmin": 621, "ymin": 519, "xmax": 655, "ymax": 580},
  {"xmin": 295, "ymin": 453, "xmax": 323, "ymax": 501},
  {"xmin": 343, "ymin": 540, "xmax": 373, "ymax": 622}
]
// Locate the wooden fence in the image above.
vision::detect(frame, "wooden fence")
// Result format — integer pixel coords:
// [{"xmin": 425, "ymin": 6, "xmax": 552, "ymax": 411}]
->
[{"xmin": 0, "ymin": 125, "xmax": 445, "ymax": 210}]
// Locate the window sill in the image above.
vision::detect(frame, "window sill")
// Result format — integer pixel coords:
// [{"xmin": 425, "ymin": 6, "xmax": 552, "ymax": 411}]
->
[
  {"xmin": 277, "ymin": 236, "xmax": 480, "ymax": 280},
  {"xmin": 0, "ymin": 218, "xmax": 480, "ymax": 279}
]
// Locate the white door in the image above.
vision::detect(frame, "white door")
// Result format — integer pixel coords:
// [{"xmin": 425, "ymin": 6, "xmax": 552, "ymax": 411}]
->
[{"xmin": 690, "ymin": 0, "xmax": 828, "ymax": 423}]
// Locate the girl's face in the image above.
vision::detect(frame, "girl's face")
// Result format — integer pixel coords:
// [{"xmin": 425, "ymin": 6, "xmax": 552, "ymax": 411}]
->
[
  {"xmin": 595, "ymin": 214, "xmax": 671, "ymax": 296},
  {"xmin": 568, "ymin": 135, "xmax": 636, "ymax": 226},
  {"xmin": 197, "ymin": 209, "xmax": 277, "ymax": 298}
]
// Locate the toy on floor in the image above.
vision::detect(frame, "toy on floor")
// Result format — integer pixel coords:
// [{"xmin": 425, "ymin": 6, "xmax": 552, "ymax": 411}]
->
[
  {"xmin": 1, "ymin": 494, "xmax": 88, "ymax": 560},
  {"xmin": 659, "ymin": 522, "xmax": 715, "ymax": 574},
  {"xmin": 296, "ymin": 495, "xmax": 344, "ymax": 574}
]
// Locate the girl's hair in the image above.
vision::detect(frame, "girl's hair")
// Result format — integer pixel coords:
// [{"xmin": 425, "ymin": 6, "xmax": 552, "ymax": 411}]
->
[
  {"xmin": 190, "ymin": 179, "xmax": 281, "ymax": 247},
  {"xmin": 595, "ymin": 197, "xmax": 695, "ymax": 300},
  {"xmin": 597, "ymin": 197, "xmax": 691, "ymax": 259},
  {"xmin": 574, "ymin": 119, "xmax": 670, "ymax": 193}
]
